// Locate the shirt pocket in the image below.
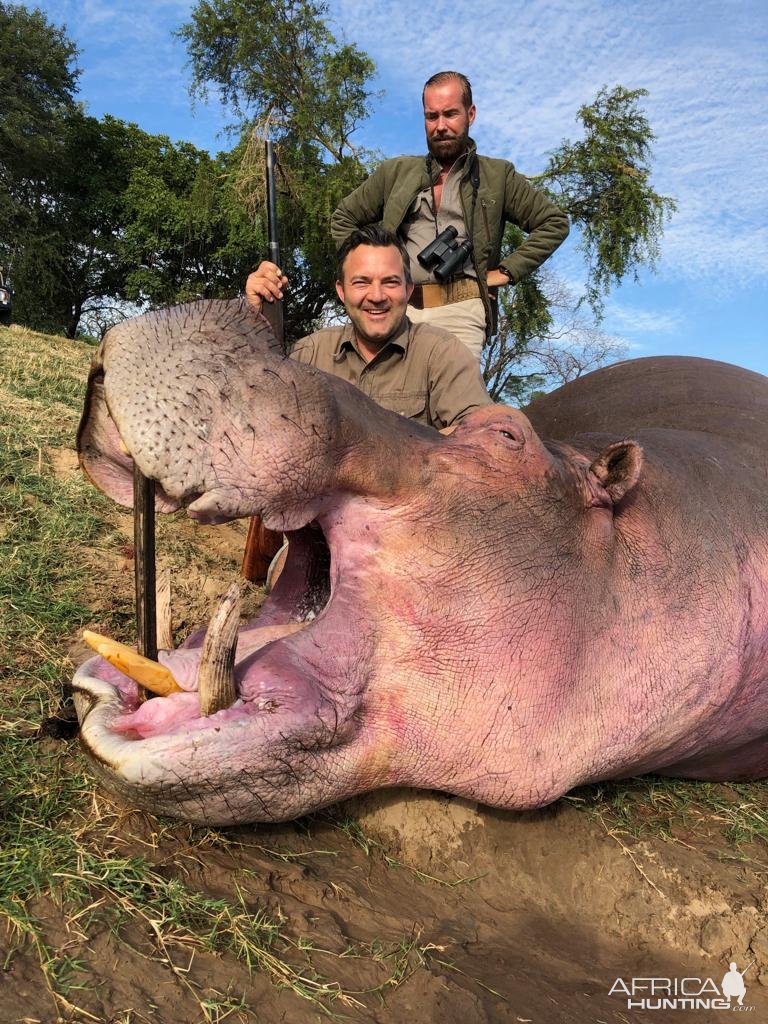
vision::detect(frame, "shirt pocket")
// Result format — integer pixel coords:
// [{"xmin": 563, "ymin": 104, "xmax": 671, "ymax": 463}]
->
[{"xmin": 376, "ymin": 389, "xmax": 429, "ymax": 422}]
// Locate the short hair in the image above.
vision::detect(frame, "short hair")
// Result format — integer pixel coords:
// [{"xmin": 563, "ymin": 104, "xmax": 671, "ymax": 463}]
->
[
  {"xmin": 422, "ymin": 71, "xmax": 473, "ymax": 110},
  {"xmin": 335, "ymin": 225, "xmax": 412, "ymax": 285}
]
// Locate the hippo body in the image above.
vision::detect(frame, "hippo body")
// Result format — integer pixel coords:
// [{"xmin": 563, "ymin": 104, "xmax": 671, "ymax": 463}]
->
[{"xmin": 73, "ymin": 300, "xmax": 768, "ymax": 823}]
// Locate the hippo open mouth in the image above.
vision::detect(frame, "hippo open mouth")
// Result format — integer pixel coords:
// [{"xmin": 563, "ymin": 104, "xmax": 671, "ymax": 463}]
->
[
  {"xmin": 74, "ymin": 488, "xmax": 384, "ymax": 823},
  {"xmin": 77, "ymin": 524, "xmax": 331, "ymax": 739},
  {"xmin": 73, "ymin": 299, "xmax": 768, "ymax": 825}
]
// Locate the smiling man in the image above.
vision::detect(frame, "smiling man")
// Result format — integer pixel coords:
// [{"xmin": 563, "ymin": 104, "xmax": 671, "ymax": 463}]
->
[
  {"xmin": 245, "ymin": 226, "xmax": 491, "ymax": 430},
  {"xmin": 331, "ymin": 71, "xmax": 570, "ymax": 361}
]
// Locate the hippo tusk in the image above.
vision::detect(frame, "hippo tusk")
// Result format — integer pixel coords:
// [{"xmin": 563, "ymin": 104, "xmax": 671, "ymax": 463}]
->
[
  {"xmin": 198, "ymin": 582, "xmax": 241, "ymax": 716},
  {"xmin": 82, "ymin": 630, "xmax": 183, "ymax": 696}
]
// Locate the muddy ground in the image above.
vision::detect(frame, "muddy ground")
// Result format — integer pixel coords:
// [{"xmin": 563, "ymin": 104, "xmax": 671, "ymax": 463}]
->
[{"xmin": 3, "ymin": 449, "xmax": 768, "ymax": 1024}]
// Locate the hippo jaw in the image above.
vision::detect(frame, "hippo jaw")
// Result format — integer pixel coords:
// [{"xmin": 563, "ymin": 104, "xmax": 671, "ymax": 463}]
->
[
  {"xmin": 72, "ymin": 300, "xmax": 447, "ymax": 824},
  {"xmin": 73, "ymin": 519, "xmax": 389, "ymax": 825}
]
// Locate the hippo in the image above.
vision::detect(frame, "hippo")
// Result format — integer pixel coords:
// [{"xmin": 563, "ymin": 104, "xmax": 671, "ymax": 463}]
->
[{"xmin": 73, "ymin": 299, "xmax": 768, "ymax": 825}]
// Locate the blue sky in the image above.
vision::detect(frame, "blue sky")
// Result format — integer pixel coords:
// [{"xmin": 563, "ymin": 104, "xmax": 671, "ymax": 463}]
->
[{"xmin": 36, "ymin": 0, "xmax": 768, "ymax": 376}]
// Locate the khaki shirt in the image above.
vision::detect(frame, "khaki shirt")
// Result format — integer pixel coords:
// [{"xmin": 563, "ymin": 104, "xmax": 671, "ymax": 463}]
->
[{"xmin": 290, "ymin": 317, "xmax": 493, "ymax": 430}]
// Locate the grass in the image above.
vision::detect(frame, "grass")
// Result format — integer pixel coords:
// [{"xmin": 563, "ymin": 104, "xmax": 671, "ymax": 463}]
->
[
  {"xmin": 0, "ymin": 323, "xmax": 478, "ymax": 1022},
  {"xmin": 2, "ymin": 321, "xmax": 768, "ymax": 1020},
  {"xmin": 567, "ymin": 776, "xmax": 768, "ymax": 857}
]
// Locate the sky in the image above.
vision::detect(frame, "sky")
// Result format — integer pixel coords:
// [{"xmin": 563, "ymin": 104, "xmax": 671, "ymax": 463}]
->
[{"xmin": 34, "ymin": 0, "xmax": 768, "ymax": 376}]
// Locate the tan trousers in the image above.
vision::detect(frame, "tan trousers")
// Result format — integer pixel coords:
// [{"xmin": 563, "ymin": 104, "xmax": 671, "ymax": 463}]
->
[{"xmin": 406, "ymin": 297, "xmax": 486, "ymax": 362}]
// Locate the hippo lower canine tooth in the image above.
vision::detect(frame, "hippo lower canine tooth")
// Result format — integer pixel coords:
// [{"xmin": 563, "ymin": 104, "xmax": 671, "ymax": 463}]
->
[{"xmin": 198, "ymin": 582, "xmax": 241, "ymax": 716}]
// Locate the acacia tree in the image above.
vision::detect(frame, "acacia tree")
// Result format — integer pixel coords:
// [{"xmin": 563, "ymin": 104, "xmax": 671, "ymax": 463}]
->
[
  {"xmin": 486, "ymin": 85, "xmax": 675, "ymax": 398},
  {"xmin": 538, "ymin": 85, "xmax": 675, "ymax": 314}
]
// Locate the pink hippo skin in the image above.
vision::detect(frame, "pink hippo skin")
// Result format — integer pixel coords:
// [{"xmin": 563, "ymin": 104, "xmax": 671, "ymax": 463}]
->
[{"xmin": 73, "ymin": 299, "xmax": 768, "ymax": 825}]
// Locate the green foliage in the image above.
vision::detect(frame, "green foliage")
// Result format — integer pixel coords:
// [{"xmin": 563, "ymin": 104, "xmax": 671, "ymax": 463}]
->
[
  {"xmin": 119, "ymin": 134, "xmax": 266, "ymax": 308},
  {"xmin": 538, "ymin": 85, "xmax": 677, "ymax": 315},
  {"xmin": 180, "ymin": 0, "xmax": 376, "ymax": 340},
  {"xmin": 0, "ymin": 1, "xmax": 79, "ymax": 239},
  {"xmin": 10, "ymin": 112, "xmax": 140, "ymax": 336},
  {"xmin": 179, "ymin": 0, "xmax": 376, "ymax": 160}
]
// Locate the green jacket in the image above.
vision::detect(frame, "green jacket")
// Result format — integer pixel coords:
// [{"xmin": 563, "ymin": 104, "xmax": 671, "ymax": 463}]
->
[{"xmin": 331, "ymin": 139, "xmax": 570, "ymax": 338}]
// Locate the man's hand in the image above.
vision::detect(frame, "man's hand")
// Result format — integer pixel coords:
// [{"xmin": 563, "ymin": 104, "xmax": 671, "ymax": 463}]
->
[
  {"xmin": 245, "ymin": 261, "xmax": 289, "ymax": 310},
  {"xmin": 486, "ymin": 268, "xmax": 513, "ymax": 289}
]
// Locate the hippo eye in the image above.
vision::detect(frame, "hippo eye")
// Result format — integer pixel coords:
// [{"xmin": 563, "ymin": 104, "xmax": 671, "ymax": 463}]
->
[{"xmin": 497, "ymin": 427, "xmax": 525, "ymax": 449}]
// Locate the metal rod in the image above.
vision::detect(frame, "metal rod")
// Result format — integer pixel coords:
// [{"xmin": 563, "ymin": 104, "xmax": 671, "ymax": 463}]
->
[
  {"xmin": 242, "ymin": 138, "xmax": 285, "ymax": 583},
  {"xmin": 134, "ymin": 465, "xmax": 157, "ymax": 673},
  {"xmin": 262, "ymin": 138, "xmax": 284, "ymax": 346}
]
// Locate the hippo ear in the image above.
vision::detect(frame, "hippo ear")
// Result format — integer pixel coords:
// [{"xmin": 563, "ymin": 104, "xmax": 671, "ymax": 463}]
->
[{"xmin": 589, "ymin": 441, "xmax": 643, "ymax": 504}]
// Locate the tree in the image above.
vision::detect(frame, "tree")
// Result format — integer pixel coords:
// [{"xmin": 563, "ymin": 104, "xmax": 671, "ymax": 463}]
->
[
  {"xmin": 484, "ymin": 270, "xmax": 628, "ymax": 402},
  {"xmin": 484, "ymin": 85, "xmax": 674, "ymax": 395},
  {"xmin": 0, "ymin": 2, "xmax": 79, "ymax": 271},
  {"xmin": 179, "ymin": 0, "xmax": 377, "ymax": 340},
  {"xmin": 10, "ymin": 113, "xmax": 140, "ymax": 336},
  {"xmin": 1, "ymin": 5, "xmax": 269, "ymax": 337},
  {"xmin": 119, "ymin": 132, "xmax": 267, "ymax": 308},
  {"xmin": 535, "ymin": 85, "xmax": 677, "ymax": 315}
]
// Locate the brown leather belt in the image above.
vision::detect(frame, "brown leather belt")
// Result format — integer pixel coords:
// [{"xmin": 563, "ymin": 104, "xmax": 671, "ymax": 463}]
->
[{"xmin": 409, "ymin": 277, "xmax": 482, "ymax": 309}]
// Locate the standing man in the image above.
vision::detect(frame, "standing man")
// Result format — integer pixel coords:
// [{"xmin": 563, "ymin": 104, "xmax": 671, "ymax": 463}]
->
[
  {"xmin": 245, "ymin": 225, "xmax": 492, "ymax": 431},
  {"xmin": 331, "ymin": 71, "xmax": 570, "ymax": 361}
]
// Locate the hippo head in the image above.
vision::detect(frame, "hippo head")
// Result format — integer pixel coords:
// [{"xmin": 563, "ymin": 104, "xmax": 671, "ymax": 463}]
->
[{"xmin": 73, "ymin": 299, "xmax": 643, "ymax": 824}]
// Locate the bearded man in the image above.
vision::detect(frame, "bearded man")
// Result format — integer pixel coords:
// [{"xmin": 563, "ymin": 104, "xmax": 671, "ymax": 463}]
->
[{"xmin": 331, "ymin": 70, "xmax": 570, "ymax": 361}]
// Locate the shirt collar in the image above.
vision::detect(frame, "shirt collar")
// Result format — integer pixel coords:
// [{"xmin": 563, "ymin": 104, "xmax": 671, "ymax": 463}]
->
[{"xmin": 334, "ymin": 317, "xmax": 412, "ymax": 362}]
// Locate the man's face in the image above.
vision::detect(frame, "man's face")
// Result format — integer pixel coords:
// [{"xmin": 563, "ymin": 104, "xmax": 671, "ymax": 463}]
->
[
  {"xmin": 336, "ymin": 244, "xmax": 413, "ymax": 350},
  {"xmin": 423, "ymin": 80, "xmax": 476, "ymax": 164}
]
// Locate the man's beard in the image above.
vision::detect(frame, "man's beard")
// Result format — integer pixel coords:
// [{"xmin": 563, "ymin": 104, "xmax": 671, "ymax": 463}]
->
[{"xmin": 427, "ymin": 128, "xmax": 470, "ymax": 164}]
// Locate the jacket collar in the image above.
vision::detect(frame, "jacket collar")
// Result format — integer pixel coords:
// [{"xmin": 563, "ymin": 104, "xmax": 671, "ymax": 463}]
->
[{"xmin": 426, "ymin": 137, "xmax": 478, "ymax": 183}]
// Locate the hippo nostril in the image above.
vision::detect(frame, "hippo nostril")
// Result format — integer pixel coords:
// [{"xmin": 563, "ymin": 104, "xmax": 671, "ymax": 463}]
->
[{"xmin": 198, "ymin": 582, "xmax": 241, "ymax": 716}]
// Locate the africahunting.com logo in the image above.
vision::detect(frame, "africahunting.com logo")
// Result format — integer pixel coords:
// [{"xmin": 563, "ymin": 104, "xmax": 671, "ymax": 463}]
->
[{"xmin": 609, "ymin": 960, "xmax": 755, "ymax": 1011}]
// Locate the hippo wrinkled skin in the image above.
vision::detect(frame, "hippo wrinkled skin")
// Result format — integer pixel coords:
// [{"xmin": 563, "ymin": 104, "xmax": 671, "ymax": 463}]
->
[{"xmin": 73, "ymin": 299, "xmax": 768, "ymax": 825}]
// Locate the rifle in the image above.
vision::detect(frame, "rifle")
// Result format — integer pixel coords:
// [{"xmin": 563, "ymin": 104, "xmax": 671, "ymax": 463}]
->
[
  {"xmin": 241, "ymin": 139, "xmax": 285, "ymax": 582},
  {"xmin": 133, "ymin": 466, "xmax": 156, "ymax": 700}
]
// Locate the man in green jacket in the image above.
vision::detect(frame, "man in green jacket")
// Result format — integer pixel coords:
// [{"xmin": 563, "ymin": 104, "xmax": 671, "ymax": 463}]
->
[{"xmin": 331, "ymin": 70, "xmax": 570, "ymax": 362}]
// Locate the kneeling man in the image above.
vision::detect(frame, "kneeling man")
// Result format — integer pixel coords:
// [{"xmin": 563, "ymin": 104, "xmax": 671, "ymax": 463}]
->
[{"xmin": 245, "ymin": 225, "xmax": 492, "ymax": 431}]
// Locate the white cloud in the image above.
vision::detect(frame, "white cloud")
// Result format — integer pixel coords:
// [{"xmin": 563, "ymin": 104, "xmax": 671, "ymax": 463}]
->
[
  {"xmin": 333, "ymin": 0, "xmax": 768, "ymax": 285},
  {"xmin": 605, "ymin": 304, "xmax": 684, "ymax": 336}
]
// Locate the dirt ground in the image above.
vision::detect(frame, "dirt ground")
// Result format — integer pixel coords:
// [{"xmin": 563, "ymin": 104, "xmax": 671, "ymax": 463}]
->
[
  {"xmin": 4, "ymin": 449, "xmax": 768, "ymax": 1024},
  {"xmin": 5, "ymin": 785, "xmax": 768, "ymax": 1024}
]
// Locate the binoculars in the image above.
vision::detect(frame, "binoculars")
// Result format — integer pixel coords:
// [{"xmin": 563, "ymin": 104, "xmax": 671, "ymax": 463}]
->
[{"xmin": 417, "ymin": 226, "xmax": 473, "ymax": 282}]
